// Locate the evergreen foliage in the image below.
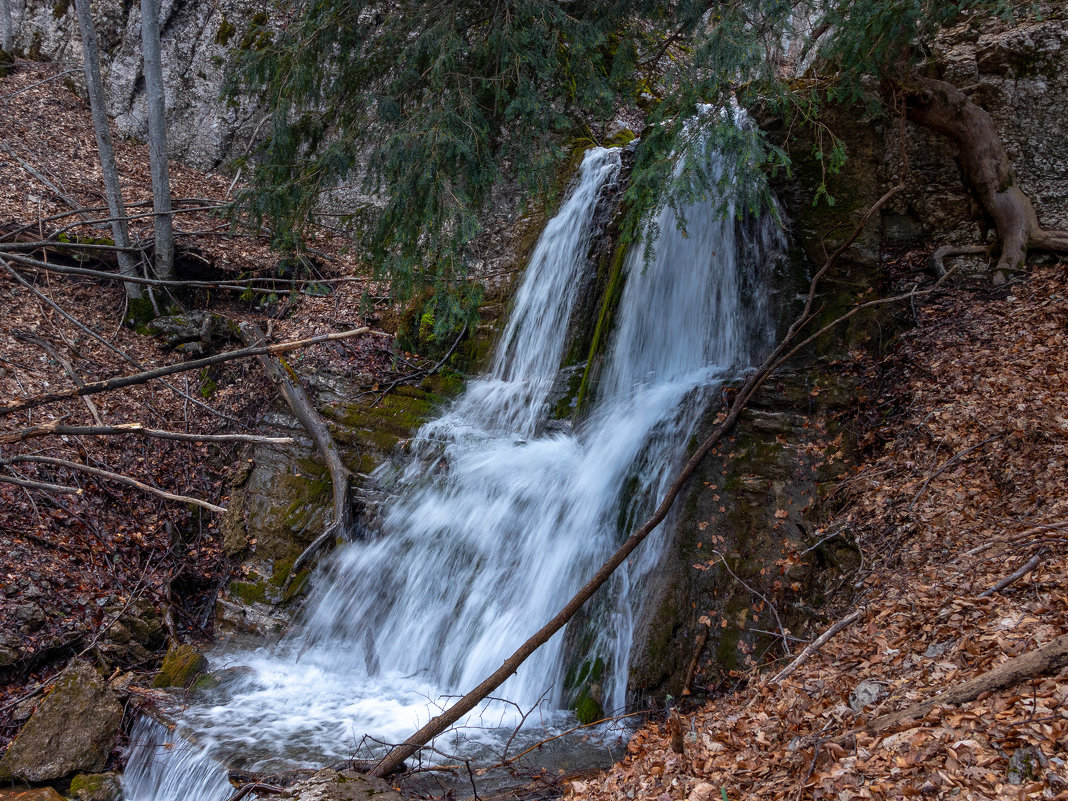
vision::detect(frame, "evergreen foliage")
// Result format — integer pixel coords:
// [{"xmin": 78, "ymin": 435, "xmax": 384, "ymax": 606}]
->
[{"xmin": 229, "ymin": 0, "xmax": 1007, "ymax": 331}]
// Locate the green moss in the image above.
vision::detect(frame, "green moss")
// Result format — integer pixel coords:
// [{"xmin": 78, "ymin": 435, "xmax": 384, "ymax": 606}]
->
[
  {"xmin": 51, "ymin": 0, "xmax": 72, "ymax": 18},
  {"xmin": 215, "ymin": 16, "xmax": 236, "ymax": 46},
  {"xmin": 603, "ymin": 128, "xmax": 636, "ymax": 148},
  {"xmin": 282, "ymin": 569, "xmax": 311, "ymax": 602},
  {"xmin": 152, "ymin": 643, "xmax": 207, "ymax": 688},
  {"xmin": 126, "ymin": 296, "xmax": 157, "ymax": 327},
  {"xmin": 192, "ymin": 673, "xmax": 221, "ymax": 692},
  {"xmin": 573, "ymin": 693, "xmax": 604, "ymax": 725},
  {"xmin": 419, "ymin": 371, "xmax": 464, "ymax": 398},
  {"xmin": 199, "ymin": 371, "xmax": 218, "ymax": 399},
  {"xmin": 228, "ymin": 579, "xmax": 267, "ymax": 605},
  {"xmin": 69, "ymin": 773, "xmax": 121, "ymax": 801},
  {"xmin": 575, "ymin": 238, "xmax": 630, "ymax": 413}
]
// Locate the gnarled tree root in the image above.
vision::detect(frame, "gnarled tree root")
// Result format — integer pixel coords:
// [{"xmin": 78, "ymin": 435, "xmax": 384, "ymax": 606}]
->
[{"xmin": 906, "ymin": 76, "xmax": 1068, "ymax": 284}]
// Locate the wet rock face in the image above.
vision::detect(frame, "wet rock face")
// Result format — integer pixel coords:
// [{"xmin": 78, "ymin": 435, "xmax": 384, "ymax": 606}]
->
[
  {"xmin": 0, "ymin": 660, "xmax": 123, "ymax": 783},
  {"xmin": 627, "ymin": 370, "xmax": 862, "ymax": 702},
  {"xmin": 9, "ymin": 0, "xmax": 266, "ymax": 170}
]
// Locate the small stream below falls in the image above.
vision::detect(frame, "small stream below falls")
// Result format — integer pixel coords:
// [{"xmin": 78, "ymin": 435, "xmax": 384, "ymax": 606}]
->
[{"xmin": 124, "ymin": 143, "xmax": 782, "ymax": 800}]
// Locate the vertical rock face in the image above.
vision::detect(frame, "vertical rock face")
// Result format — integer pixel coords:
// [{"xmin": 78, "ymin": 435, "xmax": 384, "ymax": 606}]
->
[
  {"xmin": 10, "ymin": 0, "xmax": 266, "ymax": 169},
  {"xmin": 0, "ymin": 660, "xmax": 124, "ymax": 782}
]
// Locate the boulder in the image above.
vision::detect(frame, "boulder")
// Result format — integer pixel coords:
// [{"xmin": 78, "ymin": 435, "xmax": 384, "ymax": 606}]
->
[
  {"xmin": 281, "ymin": 769, "xmax": 405, "ymax": 801},
  {"xmin": 0, "ymin": 661, "xmax": 123, "ymax": 783}
]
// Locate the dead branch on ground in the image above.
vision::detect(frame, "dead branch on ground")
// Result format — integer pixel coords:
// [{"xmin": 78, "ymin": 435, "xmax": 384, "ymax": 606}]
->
[
  {"xmin": 0, "ymin": 326, "xmax": 379, "ymax": 416},
  {"xmin": 237, "ymin": 321, "xmax": 353, "ymax": 575},
  {"xmin": 864, "ymin": 633, "xmax": 1068, "ymax": 735}
]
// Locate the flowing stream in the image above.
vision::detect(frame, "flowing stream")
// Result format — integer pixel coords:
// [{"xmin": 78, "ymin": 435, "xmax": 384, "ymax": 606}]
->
[{"xmin": 124, "ymin": 143, "xmax": 780, "ymax": 799}]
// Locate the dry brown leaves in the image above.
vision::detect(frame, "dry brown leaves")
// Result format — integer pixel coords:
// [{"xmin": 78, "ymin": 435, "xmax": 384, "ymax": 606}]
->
[
  {"xmin": 0, "ymin": 59, "xmax": 399, "ymax": 745},
  {"xmin": 570, "ymin": 264, "xmax": 1068, "ymax": 801}
]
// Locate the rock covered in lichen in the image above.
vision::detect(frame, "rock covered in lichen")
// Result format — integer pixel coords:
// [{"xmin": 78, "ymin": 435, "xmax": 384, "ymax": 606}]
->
[
  {"xmin": 0, "ymin": 660, "xmax": 123, "ymax": 782},
  {"xmin": 69, "ymin": 772, "xmax": 123, "ymax": 801}
]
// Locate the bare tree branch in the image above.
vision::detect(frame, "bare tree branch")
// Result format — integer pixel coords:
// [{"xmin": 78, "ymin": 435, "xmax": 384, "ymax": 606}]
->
[
  {"xmin": 0, "ymin": 326, "xmax": 382, "ymax": 417},
  {"xmin": 0, "ymin": 421, "xmax": 295, "ymax": 445},
  {"xmin": 0, "ymin": 454, "xmax": 226, "ymax": 512}
]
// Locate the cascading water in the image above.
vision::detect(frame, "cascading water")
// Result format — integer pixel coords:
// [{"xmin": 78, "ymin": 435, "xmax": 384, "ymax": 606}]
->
[{"xmin": 123, "ymin": 141, "xmax": 780, "ymax": 799}]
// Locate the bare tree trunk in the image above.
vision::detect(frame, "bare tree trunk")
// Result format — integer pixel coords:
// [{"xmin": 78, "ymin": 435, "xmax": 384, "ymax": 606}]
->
[
  {"xmin": 906, "ymin": 76, "xmax": 1068, "ymax": 283},
  {"xmin": 73, "ymin": 0, "xmax": 143, "ymax": 302},
  {"xmin": 237, "ymin": 322, "xmax": 353, "ymax": 550},
  {"xmin": 140, "ymin": 0, "xmax": 175, "ymax": 280},
  {"xmin": 0, "ymin": 0, "xmax": 13, "ymax": 55}
]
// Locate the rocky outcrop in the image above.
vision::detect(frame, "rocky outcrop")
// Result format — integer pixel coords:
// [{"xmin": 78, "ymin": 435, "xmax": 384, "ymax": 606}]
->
[
  {"xmin": 151, "ymin": 642, "xmax": 206, "ymax": 688},
  {"xmin": 0, "ymin": 660, "xmax": 123, "ymax": 782},
  {"xmin": 887, "ymin": 14, "xmax": 1068, "ymax": 258},
  {"xmin": 9, "ymin": 0, "xmax": 266, "ymax": 169}
]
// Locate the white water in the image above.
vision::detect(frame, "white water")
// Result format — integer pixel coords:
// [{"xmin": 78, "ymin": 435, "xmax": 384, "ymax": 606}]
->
[{"xmin": 124, "ymin": 142, "xmax": 780, "ymax": 798}]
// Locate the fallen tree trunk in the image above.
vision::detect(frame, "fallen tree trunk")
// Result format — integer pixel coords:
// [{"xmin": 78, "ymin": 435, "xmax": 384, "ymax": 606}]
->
[
  {"xmin": 866, "ymin": 633, "xmax": 1068, "ymax": 735},
  {"xmin": 237, "ymin": 322, "xmax": 353, "ymax": 563}
]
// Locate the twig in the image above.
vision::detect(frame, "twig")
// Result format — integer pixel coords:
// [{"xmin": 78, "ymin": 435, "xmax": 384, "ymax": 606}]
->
[
  {"xmin": 909, "ymin": 434, "xmax": 1002, "ymax": 511},
  {"xmin": 710, "ymin": 549, "xmax": 792, "ymax": 655},
  {"xmin": 0, "ymin": 326, "xmax": 382, "ymax": 416},
  {"xmin": 14, "ymin": 331, "xmax": 105, "ymax": 424},
  {"xmin": 223, "ymin": 783, "xmax": 286, "ymax": 801},
  {"xmin": 978, "ymin": 548, "xmax": 1046, "ymax": 597},
  {"xmin": 0, "ymin": 142, "xmax": 86, "ymax": 217},
  {"xmin": 0, "ymin": 257, "xmax": 244, "ymax": 425},
  {"xmin": 0, "ymin": 421, "xmax": 295, "ymax": 445},
  {"xmin": 0, "ymin": 454, "xmax": 226, "ymax": 512},
  {"xmin": 767, "ymin": 608, "xmax": 865, "ymax": 685}
]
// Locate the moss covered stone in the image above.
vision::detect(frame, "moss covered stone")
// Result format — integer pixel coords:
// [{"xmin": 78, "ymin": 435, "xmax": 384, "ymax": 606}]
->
[
  {"xmin": 573, "ymin": 692, "xmax": 604, "ymax": 725},
  {"xmin": 152, "ymin": 643, "xmax": 207, "ymax": 688},
  {"xmin": 69, "ymin": 772, "xmax": 122, "ymax": 801}
]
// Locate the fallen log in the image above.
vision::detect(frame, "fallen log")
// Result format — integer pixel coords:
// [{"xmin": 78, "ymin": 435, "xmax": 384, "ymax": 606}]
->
[{"xmin": 866, "ymin": 633, "xmax": 1068, "ymax": 735}]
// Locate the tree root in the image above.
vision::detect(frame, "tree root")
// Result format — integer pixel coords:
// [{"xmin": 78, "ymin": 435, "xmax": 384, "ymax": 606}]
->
[{"xmin": 905, "ymin": 76, "xmax": 1068, "ymax": 284}]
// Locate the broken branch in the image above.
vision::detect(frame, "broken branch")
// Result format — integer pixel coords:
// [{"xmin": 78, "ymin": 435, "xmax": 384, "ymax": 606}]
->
[
  {"xmin": 0, "ymin": 421, "xmax": 295, "ymax": 445},
  {"xmin": 0, "ymin": 326, "xmax": 380, "ymax": 416},
  {"xmin": 0, "ymin": 454, "xmax": 226, "ymax": 512},
  {"xmin": 866, "ymin": 633, "xmax": 1068, "ymax": 735}
]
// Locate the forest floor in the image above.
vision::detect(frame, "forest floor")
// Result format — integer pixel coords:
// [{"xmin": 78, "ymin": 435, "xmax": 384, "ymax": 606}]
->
[
  {"xmin": 569, "ymin": 263, "xmax": 1068, "ymax": 800},
  {"xmin": 0, "ymin": 61, "xmax": 400, "ymax": 747}
]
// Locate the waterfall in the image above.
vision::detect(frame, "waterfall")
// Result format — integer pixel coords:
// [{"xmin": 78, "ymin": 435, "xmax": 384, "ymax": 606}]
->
[{"xmin": 123, "ymin": 141, "xmax": 780, "ymax": 798}]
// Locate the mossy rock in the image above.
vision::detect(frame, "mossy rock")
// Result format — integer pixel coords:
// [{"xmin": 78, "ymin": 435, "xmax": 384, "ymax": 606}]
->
[
  {"xmin": 69, "ymin": 772, "xmax": 122, "ymax": 801},
  {"xmin": 573, "ymin": 692, "xmax": 604, "ymax": 725},
  {"xmin": 0, "ymin": 660, "xmax": 123, "ymax": 782},
  {"xmin": 152, "ymin": 643, "xmax": 207, "ymax": 689},
  {"xmin": 228, "ymin": 579, "xmax": 267, "ymax": 605}
]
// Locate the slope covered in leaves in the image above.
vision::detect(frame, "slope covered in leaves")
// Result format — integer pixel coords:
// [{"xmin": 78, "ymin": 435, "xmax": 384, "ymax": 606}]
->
[
  {"xmin": 0, "ymin": 60, "xmax": 400, "ymax": 749},
  {"xmin": 570, "ymin": 264, "xmax": 1068, "ymax": 800}
]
